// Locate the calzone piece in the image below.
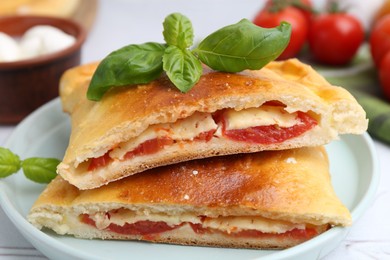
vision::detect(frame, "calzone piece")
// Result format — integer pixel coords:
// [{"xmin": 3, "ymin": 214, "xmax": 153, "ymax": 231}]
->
[
  {"xmin": 58, "ymin": 58, "xmax": 367, "ymax": 189},
  {"xmin": 29, "ymin": 147, "xmax": 351, "ymax": 249}
]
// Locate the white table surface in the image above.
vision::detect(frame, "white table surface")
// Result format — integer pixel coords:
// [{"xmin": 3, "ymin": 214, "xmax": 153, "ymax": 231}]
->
[{"xmin": 1, "ymin": 0, "xmax": 390, "ymax": 259}]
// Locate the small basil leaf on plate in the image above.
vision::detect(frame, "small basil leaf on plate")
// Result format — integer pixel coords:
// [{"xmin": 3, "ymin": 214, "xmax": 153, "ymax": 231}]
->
[
  {"xmin": 193, "ymin": 19, "xmax": 291, "ymax": 72},
  {"xmin": 22, "ymin": 158, "xmax": 60, "ymax": 184},
  {"xmin": 163, "ymin": 45, "xmax": 202, "ymax": 92},
  {"xmin": 0, "ymin": 147, "xmax": 21, "ymax": 178},
  {"xmin": 163, "ymin": 13, "xmax": 194, "ymax": 49},
  {"xmin": 87, "ymin": 42, "xmax": 167, "ymax": 101}
]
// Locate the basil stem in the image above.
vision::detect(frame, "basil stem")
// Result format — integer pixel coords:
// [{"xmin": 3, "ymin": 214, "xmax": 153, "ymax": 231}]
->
[
  {"xmin": 193, "ymin": 19, "xmax": 291, "ymax": 72},
  {"xmin": 87, "ymin": 42, "xmax": 167, "ymax": 101},
  {"xmin": 163, "ymin": 12, "xmax": 194, "ymax": 49},
  {"xmin": 0, "ymin": 147, "xmax": 21, "ymax": 178},
  {"xmin": 163, "ymin": 45, "xmax": 203, "ymax": 92}
]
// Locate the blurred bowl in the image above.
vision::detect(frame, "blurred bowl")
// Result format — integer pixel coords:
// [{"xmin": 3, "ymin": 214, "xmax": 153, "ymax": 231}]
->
[{"xmin": 0, "ymin": 15, "xmax": 86, "ymax": 124}]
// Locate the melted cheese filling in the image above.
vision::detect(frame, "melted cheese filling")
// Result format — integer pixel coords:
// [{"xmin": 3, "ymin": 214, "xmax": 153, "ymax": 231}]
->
[
  {"xmin": 109, "ymin": 106, "xmax": 300, "ymax": 160},
  {"xmin": 89, "ymin": 209, "xmax": 305, "ymax": 234},
  {"xmin": 224, "ymin": 106, "xmax": 299, "ymax": 130},
  {"xmin": 110, "ymin": 112, "xmax": 217, "ymax": 159}
]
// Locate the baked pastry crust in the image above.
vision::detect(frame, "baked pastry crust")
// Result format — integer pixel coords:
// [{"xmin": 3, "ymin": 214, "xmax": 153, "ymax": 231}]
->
[
  {"xmin": 58, "ymin": 58, "xmax": 368, "ymax": 189},
  {"xmin": 29, "ymin": 147, "xmax": 351, "ymax": 249}
]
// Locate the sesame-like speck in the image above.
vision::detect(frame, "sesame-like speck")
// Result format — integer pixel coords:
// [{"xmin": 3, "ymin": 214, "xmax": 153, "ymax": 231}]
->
[
  {"xmin": 245, "ymin": 81, "xmax": 252, "ymax": 86},
  {"xmin": 184, "ymin": 194, "xmax": 190, "ymax": 200},
  {"xmin": 192, "ymin": 170, "xmax": 198, "ymax": 175},
  {"xmin": 286, "ymin": 157, "xmax": 297, "ymax": 164}
]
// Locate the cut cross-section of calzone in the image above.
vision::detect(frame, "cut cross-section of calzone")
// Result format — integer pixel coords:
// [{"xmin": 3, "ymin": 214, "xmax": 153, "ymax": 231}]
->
[
  {"xmin": 29, "ymin": 146, "xmax": 351, "ymax": 249},
  {"xmin": 58, "ymin": 58, "xmax": 367, "ymax": 189}
]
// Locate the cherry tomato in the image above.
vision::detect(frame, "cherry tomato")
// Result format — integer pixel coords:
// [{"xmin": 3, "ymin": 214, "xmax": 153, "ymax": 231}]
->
[
  {"xmin": 264, "ymin": 0, "xmax": 313, "ymax": 24},
  {"xmin": 379, "ymin": 51, "xmax": 390, "ymax": 100},
  {"xmin": 291, "ymin": 0, "xmax": 313, "ymax": 25},
  {"xmin": 308, "ymin": 13, "xmax": 364, "ymax": 66},
  {"xmin": 253, "ymin": 5, "xmax": 308, "ymax": 60},
  {"xmin": 370, "ymin": 15, "xmax": 390, "ymax": 67}
]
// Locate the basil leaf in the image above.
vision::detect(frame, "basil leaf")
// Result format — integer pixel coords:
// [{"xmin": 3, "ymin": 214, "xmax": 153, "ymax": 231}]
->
[
  {"xmin": 193, "ymin": 19, "xmax": 291, "ymax": 72},
  {"xmin": 163, "ymin": 45, "xmax": 202, "ymax": 92},
  {"xmin": 163, "ymin": 13, "xmax": 194, "ymax": 49},
  {"xmin": 22, "ymin": 158, "xmax": 60, "ymax": 184},
  {"xmin": 87, "ymin": 42, "xmax": 167, "ymax": 101},
  {"xmin": 0, "ymin": 147, "xmax": 21, "ymax": 178}
]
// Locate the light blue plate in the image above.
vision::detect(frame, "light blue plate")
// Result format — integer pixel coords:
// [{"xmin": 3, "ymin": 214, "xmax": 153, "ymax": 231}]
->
[{"xmin": 0, "ymin": 98, "xmax": 379, "ymax": 260}]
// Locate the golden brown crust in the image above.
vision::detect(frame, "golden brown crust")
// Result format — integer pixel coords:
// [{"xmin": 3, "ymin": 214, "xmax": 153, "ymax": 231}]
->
[
  {"xmin": 58, "ymin": 58, "xmax": 367, "ymax": 189},
  {"xmin": 30, "ymin": 147, "xmax": 351, "ymax": 226},
  {"xmin": 28, "ymin": 147, "xmax": 351, "ymax": 248}
]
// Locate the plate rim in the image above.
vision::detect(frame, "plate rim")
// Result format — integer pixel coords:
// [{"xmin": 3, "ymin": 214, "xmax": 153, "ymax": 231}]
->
[{"xmin": 0, "ymin": 97, "xmax": 380, "ymax": 260}]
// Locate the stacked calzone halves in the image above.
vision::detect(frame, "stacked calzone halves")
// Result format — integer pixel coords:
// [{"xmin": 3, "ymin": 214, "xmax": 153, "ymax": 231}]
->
[
  {"xmin": 28, "ymin": 147, "xmax": 351, "ymax": 249},
  {"xmin": 57, "ymin": 59, "xmax": 367, "ymax": 190},
  {"xmin": 28, "ymin": 58, "xmax": 367, "ymax": 250}
]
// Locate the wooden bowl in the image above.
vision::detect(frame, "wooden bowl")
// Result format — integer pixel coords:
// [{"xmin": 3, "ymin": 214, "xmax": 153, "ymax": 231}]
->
[{"xmin": 0, "ymin": 15, "xmax": 86, "ymax": 124}]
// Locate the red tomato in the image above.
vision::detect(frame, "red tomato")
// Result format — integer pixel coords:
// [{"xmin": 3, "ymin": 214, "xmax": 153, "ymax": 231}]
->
[
  {"xmin": 264, "ymin": 0, "xmax": 313, "ymax": 24},
  {"xmin": 125, "ymin": 137, "xmax": 174, "ymax": 159},
  {"xmin": 81, "ymin": 215, "xmax": 180, "ymax": 236},
  {"xmin": 88, "ymin": 153, "xmax": 111, "ymax": 171},
  {"xmin": 214, "ymin": 109, "xmax": 317, "ymax": 144},
  {"xmin": 370, "ymin": 15, "xmax": 390, "ymax": 67},
  {"xmin": 379, "ymin": 51, "xmax": 390, "ymax": 100},
  {"xmin": 253, "ymin": 5, "xmax": 308, "ymax": 60},
  {"xmin": 220, "ymin": 111, "xmax": 317, "ymax": 144},
  {"xmin": 107, "ymin": 220, "xmax": 180, "ymax": 236},
  {"xmin": 308, "ymin": 13, "xmax": 364, "ymax": 65},
  {"xmin": 291, "ymin": 0, "xmax": 313, "ymax": 25},
  {"xmin": 189, "ymin": 223, "xmax": 318, "ymax": 239}
]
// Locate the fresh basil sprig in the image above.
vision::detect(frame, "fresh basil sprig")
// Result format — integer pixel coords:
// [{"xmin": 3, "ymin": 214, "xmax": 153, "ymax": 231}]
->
[
  {"xmin": 0, "ymin": 147, "xmax": 59, "ymax": 184},
  {"xmin": 193, "ymin": 19, "xmax": 291, "ymax": 72},
  {"xmin": 163, "ymin": 12, "xmax": 194, "ymax": 49},
  {"xmin": 0, "ymin": 147, "xmax": 21, "ymax": 178},
  {"xmin": 87, "ymin": 43, "xmax": 167, "ymax": 101},
  {"xmin": 163, "ymin": 46, "xmax": 202, "ymax": 92},
  {"xmin": 87, "ymin": 13, "xmax": 291, "ymax": 101}
]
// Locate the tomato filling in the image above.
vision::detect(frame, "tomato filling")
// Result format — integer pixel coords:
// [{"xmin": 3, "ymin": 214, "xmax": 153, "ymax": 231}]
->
[
  {"xmin": 87, "ymin": 153, "xmax": 112, "ymax": 171},
  {"xmin": 81, "ymin": 214, "xmax": 182, "ymax": 239},
  {"xmin": 87, "ymin": 107, "xmax": 317, "ymax": 171},
  {"xmin": 216, "ymin": 111, "xmax": 317, "ymax": 144},
  {"xmin": 81, "ymin": 214, "xmax": 319, "ymax": 241},
  {"xmin": 189, "ymin": 223, "xmax": 318, "ymax": 240},
  {"xmin": 87, "ymin": 129, "xmax": 216, "ymax": 171},
  {"xmin": 124, "ymin": 137, "xmax": 174, "ymax": 160}
]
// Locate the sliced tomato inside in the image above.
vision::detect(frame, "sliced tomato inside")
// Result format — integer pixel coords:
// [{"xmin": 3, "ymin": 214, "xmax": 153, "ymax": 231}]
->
[
  {"xmin": 124, "ymin": 137, "xmax": 174, "ymax": 159},
  {"xmin": 87, "ymin": 129, "xmax": 215, "ymax": 172},
  {"xmin": 87, "ymin": 107, "xmax": 317, "ymax": 171},
  {"xmin": 81, "ymin": 214, "xmax": 181, "ymax": 236},
  {"xmin": 217, "ymin": 111, "xmax": 317, "ymax": 144},
  {"xmin": 189, "ymin": 223, "xmax": 319, "ymax": 240},
  {"xmin": 108, "ymin": 220, "xmax": 180, "ymax": 236},
  {"xmin": 81, "ymin": 214, "xmax": 320, "ymax": 241},
  {"xmin": 87, "ymin": 153, "xmax": 112, "ymax": 171},
  {"xmin": 232, "ymin": 227, "xmax": 319, "ymax": 240}
]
